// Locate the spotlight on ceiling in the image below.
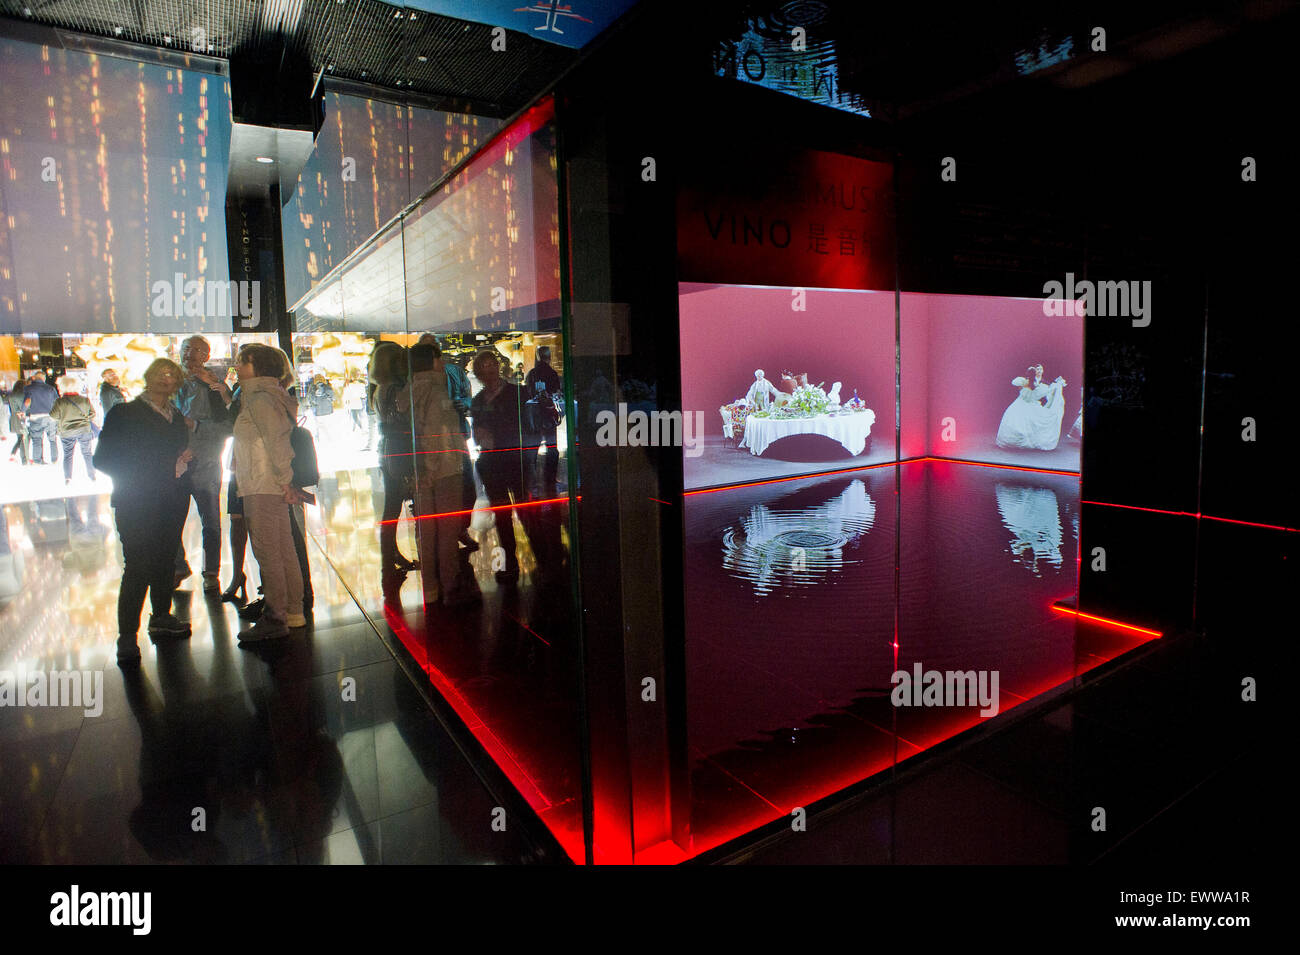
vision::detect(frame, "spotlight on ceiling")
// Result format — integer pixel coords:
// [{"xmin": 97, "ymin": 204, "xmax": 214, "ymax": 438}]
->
[{"xmin": 255, "ymin": 156, "xmax": 275, "ymax": 164}]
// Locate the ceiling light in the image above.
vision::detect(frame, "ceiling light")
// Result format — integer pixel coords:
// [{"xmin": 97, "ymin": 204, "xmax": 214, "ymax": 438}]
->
[
  {"xmin": 417, "ymin": 55, "xmax": 428, "ymax": 62},
  {"xmin": 255, "ymin": 156, "xmax": 274, "ymax": 164}
]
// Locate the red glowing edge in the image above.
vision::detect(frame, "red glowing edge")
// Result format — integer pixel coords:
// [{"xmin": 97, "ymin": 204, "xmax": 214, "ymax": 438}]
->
[
  {"xmin": 1081, "ymin": 499, "xmax": 1298, "ymax": 533},
  {"xmin": 1050, "ymin": 604, "xmax": 1163, "ymax": 637}
]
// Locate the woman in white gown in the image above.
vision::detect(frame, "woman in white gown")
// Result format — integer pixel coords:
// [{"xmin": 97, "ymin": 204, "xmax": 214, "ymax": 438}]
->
[{"xmin": 996, "ymin": 364, "xmax": 1067, "ymax": 451}]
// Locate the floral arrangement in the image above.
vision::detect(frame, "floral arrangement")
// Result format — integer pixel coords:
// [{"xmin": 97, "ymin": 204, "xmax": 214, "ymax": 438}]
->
[{"xmin": 787, "ymin": 384, "xmax": 830, "ymax": 416}]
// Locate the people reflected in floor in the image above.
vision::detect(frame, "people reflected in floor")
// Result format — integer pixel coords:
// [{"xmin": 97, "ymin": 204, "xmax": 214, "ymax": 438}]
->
[
  {"xmin": 93, "ymin": 357, "xmax": 195, "ymax": 665},
  {"xmin": 995, "ymin": 482, "xmax": 1064, "ymax": 575},
  {"xmin": 121, "ymin": 649, "xmax": 231, "ymax": 863},
  {"xmin": 119, "ymin": 620, "xmax": 344, "ymax": 863},
  {"xmin": 370, "ymin": 341, "xmax": 418, "ymax": 575},
  {"xmin": 174, "ymin": 335, "xmax": 234, "ymax": 593}
]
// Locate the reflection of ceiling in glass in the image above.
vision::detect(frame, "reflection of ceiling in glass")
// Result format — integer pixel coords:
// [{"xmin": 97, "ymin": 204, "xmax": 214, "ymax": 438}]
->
[
  {"xmin": 722, "ymin": 479, "xmax": 875, "ymax": 595},
  {"xmin": 714, "ymin": 3, "xmax": 872, "ymax": 118}
]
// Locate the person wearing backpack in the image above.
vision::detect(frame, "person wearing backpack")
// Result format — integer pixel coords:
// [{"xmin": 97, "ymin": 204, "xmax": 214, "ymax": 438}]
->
[{"xmin": 50, "ymin": 376, "xmax": 98, "ymax": 484}]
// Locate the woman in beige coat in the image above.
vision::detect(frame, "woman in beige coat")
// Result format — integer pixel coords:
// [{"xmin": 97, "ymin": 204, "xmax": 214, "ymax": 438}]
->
[{"xmin": 232, "ymin": 343, "xmax": 305, "ymax": 642}]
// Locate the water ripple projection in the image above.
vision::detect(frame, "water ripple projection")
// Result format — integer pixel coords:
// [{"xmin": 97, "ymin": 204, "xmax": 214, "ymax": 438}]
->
[{"xmin": 721, "ymin": 479, "xmax": 875, "ymax": 595}]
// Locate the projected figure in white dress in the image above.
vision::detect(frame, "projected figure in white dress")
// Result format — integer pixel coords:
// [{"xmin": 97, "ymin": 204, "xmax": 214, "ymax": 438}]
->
[{"xmin": 996, "ymin": 364, "xmax": 1067, "ymax": 451}]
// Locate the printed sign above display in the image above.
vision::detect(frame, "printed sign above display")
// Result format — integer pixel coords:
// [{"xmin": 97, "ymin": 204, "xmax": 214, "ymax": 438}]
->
[
  {"xmin": 676, "ymin": 149, "xmax": 894, "ymax": 291},
  {"xmin": 403, "ymin": 1, "xmax": 636, "ymax": 49}
]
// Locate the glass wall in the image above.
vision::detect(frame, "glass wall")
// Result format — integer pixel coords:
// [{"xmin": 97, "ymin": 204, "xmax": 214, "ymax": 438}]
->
[{"xmin": 291, "ymin": 94, "xmax": 585, "ymax": 862}]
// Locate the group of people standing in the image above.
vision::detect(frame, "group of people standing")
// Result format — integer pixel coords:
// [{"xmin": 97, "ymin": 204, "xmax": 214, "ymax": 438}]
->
[
  {"xmin": 93, "ymin": 337, "xmax": 312, "ymax": 665},
  {"xmin": 3, "ymin": 369, "xmax": 124, "ymax": 481},
  {"xmin": 6, "ymin": 335, "xmax": 565, "ymax": 664}
]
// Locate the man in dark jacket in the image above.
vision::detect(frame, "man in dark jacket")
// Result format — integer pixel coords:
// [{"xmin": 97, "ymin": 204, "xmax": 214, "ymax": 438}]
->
[
  {"xmin": 22, "ymin": 371, "xmax": 60, "ymax": 465},
  {"xmin": 524, "ymin": 346, "xmax": 563, "ymax": 494},
  {"xmin": 99, "ymin": 369, "xmax": 126, "ymax": 417},
  {"xmin": 174, "ymin": 336, "xmax": 233, "ymax": 592}
]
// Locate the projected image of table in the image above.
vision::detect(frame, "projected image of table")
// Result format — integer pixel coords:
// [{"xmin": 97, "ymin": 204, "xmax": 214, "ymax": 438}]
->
[{"xmin": 741, "ymin": 410, "xmax": 877, "ymax": 457}]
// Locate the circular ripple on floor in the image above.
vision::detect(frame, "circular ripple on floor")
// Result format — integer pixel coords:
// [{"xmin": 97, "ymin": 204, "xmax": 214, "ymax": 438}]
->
[{"xmin": 721, "ymin": 491, "xmax": 875, "ymax": 596}]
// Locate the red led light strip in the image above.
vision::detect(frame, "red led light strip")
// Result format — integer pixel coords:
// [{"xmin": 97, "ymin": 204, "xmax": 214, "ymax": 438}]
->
[
  {"xmin": 1050, "ymin": 604, "xmax": 1163, "ymax": 637},
  {"xmin": 376, "ymin": 494, "xmax": 573, "ymax": 525},
  {"xmin": 1081, "ymin": 499, "xmax": 1298, "ymax": 533}
]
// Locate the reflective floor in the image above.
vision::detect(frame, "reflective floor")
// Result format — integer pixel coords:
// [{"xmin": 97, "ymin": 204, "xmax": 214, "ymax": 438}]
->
[
  {"xmin": 0, "ymin": 493, "xmax": 548, "ymax": 864},
  {"xmin": 683, "ymin": 459, "xmax": 1153, "ymax": 857},
  {"xmin": 0, "ymin": 459, "xmax": 1184, "ymax": 865}
]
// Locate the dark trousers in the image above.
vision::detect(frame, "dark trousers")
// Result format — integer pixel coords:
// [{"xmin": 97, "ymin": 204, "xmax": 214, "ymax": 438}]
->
[
  {"xmin": 477, "ymin": 452, "xmax": 526, "ymax": 573},
  {"xmin": 60, "ymin": 433, "xmax": 96, "ymax": 481},
  {"xmin": 174, "ymin": 472, "xmax": 222, "ymax": 576},
  {"xmin": 26, "ymin": 416, "xmax": 58, "ymax": 464},
  {"xmin": 379, "ymin": 466, "xmax": 408, "ymax": 563},
  {"xmin": 532, "ymin": 425, "xmax": 559, "ymax": 491},
  {"xmin": 9, "ymin": 430, "xmax": 28, "ymax": 464},
  {"xmin": 114, "ymin": 494, "xmax": 189, "ymax": 636}
]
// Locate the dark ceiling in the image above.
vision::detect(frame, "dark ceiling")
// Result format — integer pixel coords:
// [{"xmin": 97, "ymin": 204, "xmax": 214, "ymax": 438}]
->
[{"xmin": 0, "ymin": 0, "xmax": 583, "ymax": 113}]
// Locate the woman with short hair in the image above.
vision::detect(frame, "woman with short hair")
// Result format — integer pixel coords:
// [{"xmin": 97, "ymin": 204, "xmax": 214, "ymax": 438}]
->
[
  {"xmin": 93, "ymin": 357, "xmax": 194, "ymax": 664},
  {"xmin": 231, "ymin": 343, "xmax": 305, "ymax": 642}
]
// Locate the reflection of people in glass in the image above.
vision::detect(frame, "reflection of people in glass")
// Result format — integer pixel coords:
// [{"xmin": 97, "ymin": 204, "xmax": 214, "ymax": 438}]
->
[
  {"xmin": 343, "ymin": 376, "xmax": 367, "ymax": 434},
  {"xmin": 524, "ymin": 345, "xmax": 562, "ymax": 496},
  {"xmin": 995, "ymin": 482, "xmax": 1063, "ymax": 576},
  {"xmin": 416, "ymin": 335, "xmax": 476, "ymax": 551},
  {"xmin": 996, "ymin": 364, "xmax": 1067, "ymax": 451},
  {"xmin": 370, "ymin": 342, "xmax": 417, "ymax": 573},
  {"xmin": 470, "ymin": 349, "xmax": 526, "ymax": 584},
  {"xmin": 406, "ymin": 344, "xmax": 478, "ymax": 608},
  {"xmin": 93, "ymin": 358, "xmax": 195, "ymax": 664}
]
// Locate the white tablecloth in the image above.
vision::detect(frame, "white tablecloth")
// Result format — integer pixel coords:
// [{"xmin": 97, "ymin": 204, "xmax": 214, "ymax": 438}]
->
[{"xmin": 741, "ymin": 410, "xmax": 876, "ymax": 456}]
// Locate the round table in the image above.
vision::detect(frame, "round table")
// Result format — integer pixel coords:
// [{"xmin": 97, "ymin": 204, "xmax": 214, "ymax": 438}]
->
[{"xmin": 741, "ymin": 409, "xmax": 877, "ymax": 457}]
